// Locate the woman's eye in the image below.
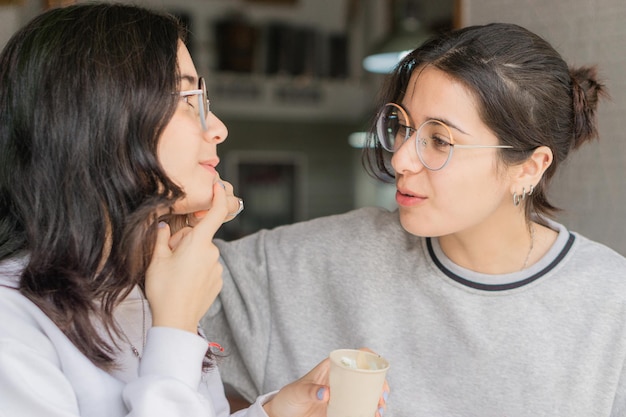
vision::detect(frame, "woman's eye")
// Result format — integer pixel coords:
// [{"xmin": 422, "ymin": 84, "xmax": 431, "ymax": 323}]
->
[
  {"xmin": 399, "ymin": 124, "xmax": 414, "ymax": 139},
  {"xmin": 181, "ymin": 95, "xmax": 195, "ymax": 108},
  {"xmin": 431, "ymin": 135, "xmax": 451, "ymax": 149}
]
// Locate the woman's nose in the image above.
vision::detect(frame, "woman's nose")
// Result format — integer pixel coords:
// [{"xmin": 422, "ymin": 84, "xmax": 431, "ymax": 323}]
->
[
  {"xmin": 391, "ymin": 137, "xmax": 425, "ymax": 175},
  {"xmin": 204, "ymin": 112, "xmax": 228, "ymax": 144}
]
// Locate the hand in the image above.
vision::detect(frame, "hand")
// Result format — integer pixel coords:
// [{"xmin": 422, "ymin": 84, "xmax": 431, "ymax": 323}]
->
[
  {"xmin": 262, "ymin": 357, "xmax": 330, "ymax": 417},
  {"xmin": 145, "ymin": 182, "xmax": 228, "ymax": 334},
  {"xmin": 262, "ymin": 351, "xmax": 390, "ymax": 417},
  {"xmin": 352, "ymin": 348, "xmax": 390, "ymax": 417},
  {"xmin": 187, "ymin": 177, "xmax": 243, "ymax": 226},
  {"xmin": 377, "ymin": 379, "xmax": 390, "ymax": 417}
]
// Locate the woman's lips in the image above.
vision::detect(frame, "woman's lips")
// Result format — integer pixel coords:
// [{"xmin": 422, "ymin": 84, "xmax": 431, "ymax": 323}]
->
[
  {"xmin": 395, "ymin": 189, "xmax": 426, "ymax": 206},
  {"xmin": 200, "ymin": 162, "xmax": 218, "ymax": 174}
]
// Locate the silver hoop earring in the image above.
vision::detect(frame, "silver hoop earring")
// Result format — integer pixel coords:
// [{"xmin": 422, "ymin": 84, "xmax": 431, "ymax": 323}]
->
[
  {"xmin": 521, "ymin": 187, "xmax": 526, "ymax": 201},
  {"xmin": 513, "ymin": 192, "xmax": 522, "ymax": 207},
  {"xmin": 527, "ymin": 184, "xmax": 534, "ymax": 196}
]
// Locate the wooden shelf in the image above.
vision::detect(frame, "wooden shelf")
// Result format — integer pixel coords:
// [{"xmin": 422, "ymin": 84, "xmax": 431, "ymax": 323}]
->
[{"xmin": 206, "ymin": 73, "xmax": 372, "ymax": 121}]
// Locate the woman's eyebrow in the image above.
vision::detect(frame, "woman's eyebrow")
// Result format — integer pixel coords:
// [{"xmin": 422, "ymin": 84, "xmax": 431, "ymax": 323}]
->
[
  {"xmin": 428, "ymin": 116, "xmax": 469, "ymax": 136},
  {"xmin": 401, "ymin": 103, "xmax": 470, "ymax": 136},
  {"xmin": 179, "ymin": 74, "xmax": 198, "ymax": 86}
]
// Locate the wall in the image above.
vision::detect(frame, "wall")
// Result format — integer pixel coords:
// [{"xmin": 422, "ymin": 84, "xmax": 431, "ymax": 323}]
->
[
  {"xmin": 215, "ymin": 118, "xmax": 363, "ymax": 230},
  {"xmin": 9, "ymin": 1, "xmax": 618, "ymax": 250},
  {"xmin": 0, "ymin": 6, "xmax": 20, "ymax": 46},
  {"xmin": 462, "ymin": 0, "xmax": 626, "ymax": 256}
]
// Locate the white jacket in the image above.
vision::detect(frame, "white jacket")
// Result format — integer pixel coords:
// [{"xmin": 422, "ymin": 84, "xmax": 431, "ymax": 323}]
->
[{"xmin": 0, "ymin": 256, "xmax": 273, "ymax": 417}]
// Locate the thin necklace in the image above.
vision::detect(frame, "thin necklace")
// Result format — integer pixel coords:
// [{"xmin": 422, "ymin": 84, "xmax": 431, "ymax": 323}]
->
[
  {"xmin": 117, "ymin": 289, "xmax": 146, "ymax": 359},
  {"xmin": 521, "ymin": 223, "xmax": 536, "ymax": 271}
]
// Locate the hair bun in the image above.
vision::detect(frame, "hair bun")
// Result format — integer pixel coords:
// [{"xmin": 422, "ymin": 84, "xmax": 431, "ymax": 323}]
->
[{"xmin": 570, "ymin": 66, "xmax": 608, "ymax": 148}]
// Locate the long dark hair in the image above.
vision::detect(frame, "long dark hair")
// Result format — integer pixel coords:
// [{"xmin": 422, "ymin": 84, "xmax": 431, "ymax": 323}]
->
[
  {"xmin": 0, "ymin": 3, "xmax": 186, "ymax": 369},
  {"xmin": 365, "ymin": 23, "xmax": 607, "ymax": 221}
]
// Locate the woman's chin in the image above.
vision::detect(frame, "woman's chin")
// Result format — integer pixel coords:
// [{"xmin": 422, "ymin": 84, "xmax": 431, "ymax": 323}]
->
[
  {"xmin": 171, "ymin": 200, "xmax": 212, "ymax": 216},
  {"xmin": 399, "ymin": 213, "xmax": 433, "ymax": 238}
]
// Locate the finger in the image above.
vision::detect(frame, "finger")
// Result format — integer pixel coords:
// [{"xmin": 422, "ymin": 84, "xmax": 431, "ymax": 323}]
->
[
  {"xmin": 314, "ymin": 385, "xmax": 330, "ymax": 403},
  {"xmin": 379, "ymin": 380, "xmax": 390, "ymax": 405},
  {"xmin": 192, "ymin": 210, "xmax": 208, "ymax": 220},
  {"xmin": 223, "ymin": 197, "xmax": 243, "ymax": 222},
  {"xmin": 215, "ymin": 175, "xmax": 235, "ymax": 196},
  {"xmin": 168, "ymin": 225, "xmax": 193, "ymax": 250},
  {"xmin": 376, "ymin": 380, "xmax": 389, "ymax": 417},
  {"xmin": 214, "ymin": 176, "xmax": 241, "ymax": 219},
  {"xmin": 152, "ymin": 221, "xmax": 172, "ymax": 258},
  {"xmin": 190, "ymin": 182, "xmax": 229, "ymax": 240},
  {"xmin": 190, "ymin": 187, "xmax": 241, "ymax": 225}
]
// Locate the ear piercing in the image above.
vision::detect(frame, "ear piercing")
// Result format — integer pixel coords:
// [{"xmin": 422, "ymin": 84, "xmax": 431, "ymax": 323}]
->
[{"xmin": 513, "ymin": 184, "xmax": 534, "ymax": 207}]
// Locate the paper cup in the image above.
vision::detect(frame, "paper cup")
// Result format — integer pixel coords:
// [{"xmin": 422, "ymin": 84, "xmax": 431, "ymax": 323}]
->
[{"xmin": 327, "ymin": 349, "xmax": 390, "ymax": 417}]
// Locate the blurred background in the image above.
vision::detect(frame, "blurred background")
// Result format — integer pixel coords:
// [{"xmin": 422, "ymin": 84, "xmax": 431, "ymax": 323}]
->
[{"xmin": 1, "ymin": 0, "xmax": 625, "ymax": 255}]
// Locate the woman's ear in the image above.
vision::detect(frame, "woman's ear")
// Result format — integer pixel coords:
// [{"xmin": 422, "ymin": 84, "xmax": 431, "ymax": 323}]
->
[{"xmin": 510, "ymin": 146, "xmax": 553, "ymax": 193}]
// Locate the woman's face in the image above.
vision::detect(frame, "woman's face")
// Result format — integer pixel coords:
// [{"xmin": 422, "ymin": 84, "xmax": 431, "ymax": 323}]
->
[
  {"xmin": 158, "ymin": 41, "xmax": 228, "ymax": 215},
  {"xmin": 391, "ymin": 66, "xmax": 514, "ymax": 238}
]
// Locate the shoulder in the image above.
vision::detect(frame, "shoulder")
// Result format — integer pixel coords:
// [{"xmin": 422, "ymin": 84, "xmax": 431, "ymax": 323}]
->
[
  {"xmin": 218, "ymin": 207, "xmax": 405, "ymax": 251},
  {"xmin": 543, "ymin": 220, "xmax": 626, "ymax": 273},
  {"xmin": 560, "ymin": 232, "xmax": 626, "ymax": 300},
  {"xmin": 215, "ymin": 207, "xmax": 410, "ymax": 265},
  {"xmin": 570, "ymin": 232, "xmax": 626, "ymax": 269},
  {"xmin": 0, "ymin": 256, "xmax": 64, "ymax": 360},
  {"xmin": 263, "ymin": 207, "xmax": 402, "ymax": 239},
  {"xmin": 0, "ymin": 285, "xmax": 63, "ymax": 367}
]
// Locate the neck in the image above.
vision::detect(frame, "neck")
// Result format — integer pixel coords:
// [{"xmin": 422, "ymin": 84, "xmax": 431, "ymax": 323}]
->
[{"xmin": 438, "ymin": 219, "xmax": 536, "ymax": 274}]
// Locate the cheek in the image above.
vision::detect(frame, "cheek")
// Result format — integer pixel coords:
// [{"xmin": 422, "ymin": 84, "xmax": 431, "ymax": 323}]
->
[
  {"xmin": 157, "ymin": 117, "xmax": 198, "ymax": 183},
  {"xmin": 157, "ymin": 143, "xmax": 188, "ymax": 185},
  {"xmin": 400, "ymin": 167, "xmax": 505, "ymax": 237},
  {"xmin": 438, "ymin": 162, "xmax": 503, "ymax": 210}
]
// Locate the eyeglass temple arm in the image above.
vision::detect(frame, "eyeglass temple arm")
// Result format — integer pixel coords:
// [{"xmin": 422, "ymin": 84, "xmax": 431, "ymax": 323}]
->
[{"xmin": 452, "ymin": 144, "xmax": 514, "ymax": 149}]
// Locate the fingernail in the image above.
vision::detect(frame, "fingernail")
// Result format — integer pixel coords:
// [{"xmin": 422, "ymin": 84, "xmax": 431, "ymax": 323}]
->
[
  {"xmin": 383, "ymin": 390, "xmax": 389, "ymax": 402},
  {"xmin": 316, "ymin": 387, "xmax": 326, "ymax": 400},
  {"xmin": 378, "ymin": 406, "xmax": 385, "ymax": 417},
  {"xmin": 158, "ymin": 221, "xmax": 167, "ymax": 228},
  {"xmin": 217, "ymin": 180, "xmax": 226, "ymax": 189}
]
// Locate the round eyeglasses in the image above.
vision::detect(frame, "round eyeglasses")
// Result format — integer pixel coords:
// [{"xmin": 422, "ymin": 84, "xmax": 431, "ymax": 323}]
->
[
  {"xmin": 179, "ymin": 77, "xmax": 210, "ymax": 131},
  {"xmin": 376, "ymin": 102, "xmax": 514, "ymax": 171}
]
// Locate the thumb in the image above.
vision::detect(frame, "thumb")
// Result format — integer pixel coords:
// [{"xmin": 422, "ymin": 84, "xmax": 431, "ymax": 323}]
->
[{"xmin": 314, "ymin": 386, "xmax": 330, "ymax": 403}]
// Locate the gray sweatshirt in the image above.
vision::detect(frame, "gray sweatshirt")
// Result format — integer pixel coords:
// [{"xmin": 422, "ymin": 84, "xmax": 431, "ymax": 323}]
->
[{"xmin": 203, "ymin": 207, "xmax": 626, "ymax": 417}]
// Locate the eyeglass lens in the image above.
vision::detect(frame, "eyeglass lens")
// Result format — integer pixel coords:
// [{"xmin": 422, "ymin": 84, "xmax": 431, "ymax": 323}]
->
[
  {"xmin": 377, "ymin": 104, "xmax": 409, "ymax": 153},
  {"xmin": 198, "ymin": 77, "xmax": 209, "ymax": 130},
  {"xmin": 377, "ymin": 104, "xmax": 453, "ymax": 170}
]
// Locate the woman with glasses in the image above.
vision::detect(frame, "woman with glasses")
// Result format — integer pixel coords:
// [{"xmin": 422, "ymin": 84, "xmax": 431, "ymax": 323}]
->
[
  {"xmin": 0, "ymin": 3, "xmax": 370, "ymax": 417},
  {"xmin": 203, "ymin": 23, "xmax": 626, "ymax": 416}
]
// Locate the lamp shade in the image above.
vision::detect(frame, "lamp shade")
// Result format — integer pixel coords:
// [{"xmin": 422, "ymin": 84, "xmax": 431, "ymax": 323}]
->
[
  {"xmin": 362, "ymin": 30, "xmax": 428, "ymax": 73},
  {"xmin": 362, "ymin": 0, "xmax": 431, "ymax": 74}
]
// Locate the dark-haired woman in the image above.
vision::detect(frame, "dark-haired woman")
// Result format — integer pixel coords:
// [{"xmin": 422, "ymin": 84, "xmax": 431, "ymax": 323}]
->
[
  {"xmin": 203, "ymin": 23, "xmax": 626, "ymax": 416},
  {"xmin": 0, "ymin": 3, "xmax": 347, "ymax": 417}
]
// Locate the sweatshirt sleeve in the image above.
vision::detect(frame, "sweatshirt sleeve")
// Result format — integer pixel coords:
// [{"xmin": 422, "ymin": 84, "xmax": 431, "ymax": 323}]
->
[
  {"xmin": 125, "ymin": 324, "xmax": 277, "ymax": 417},
  {"xmin": 201, "ymin": 230, "xmax": 275, "ymax": 403},
  {"xmin": 123, "ymin": 327, "xmax": 218, "ymax": 416}
]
